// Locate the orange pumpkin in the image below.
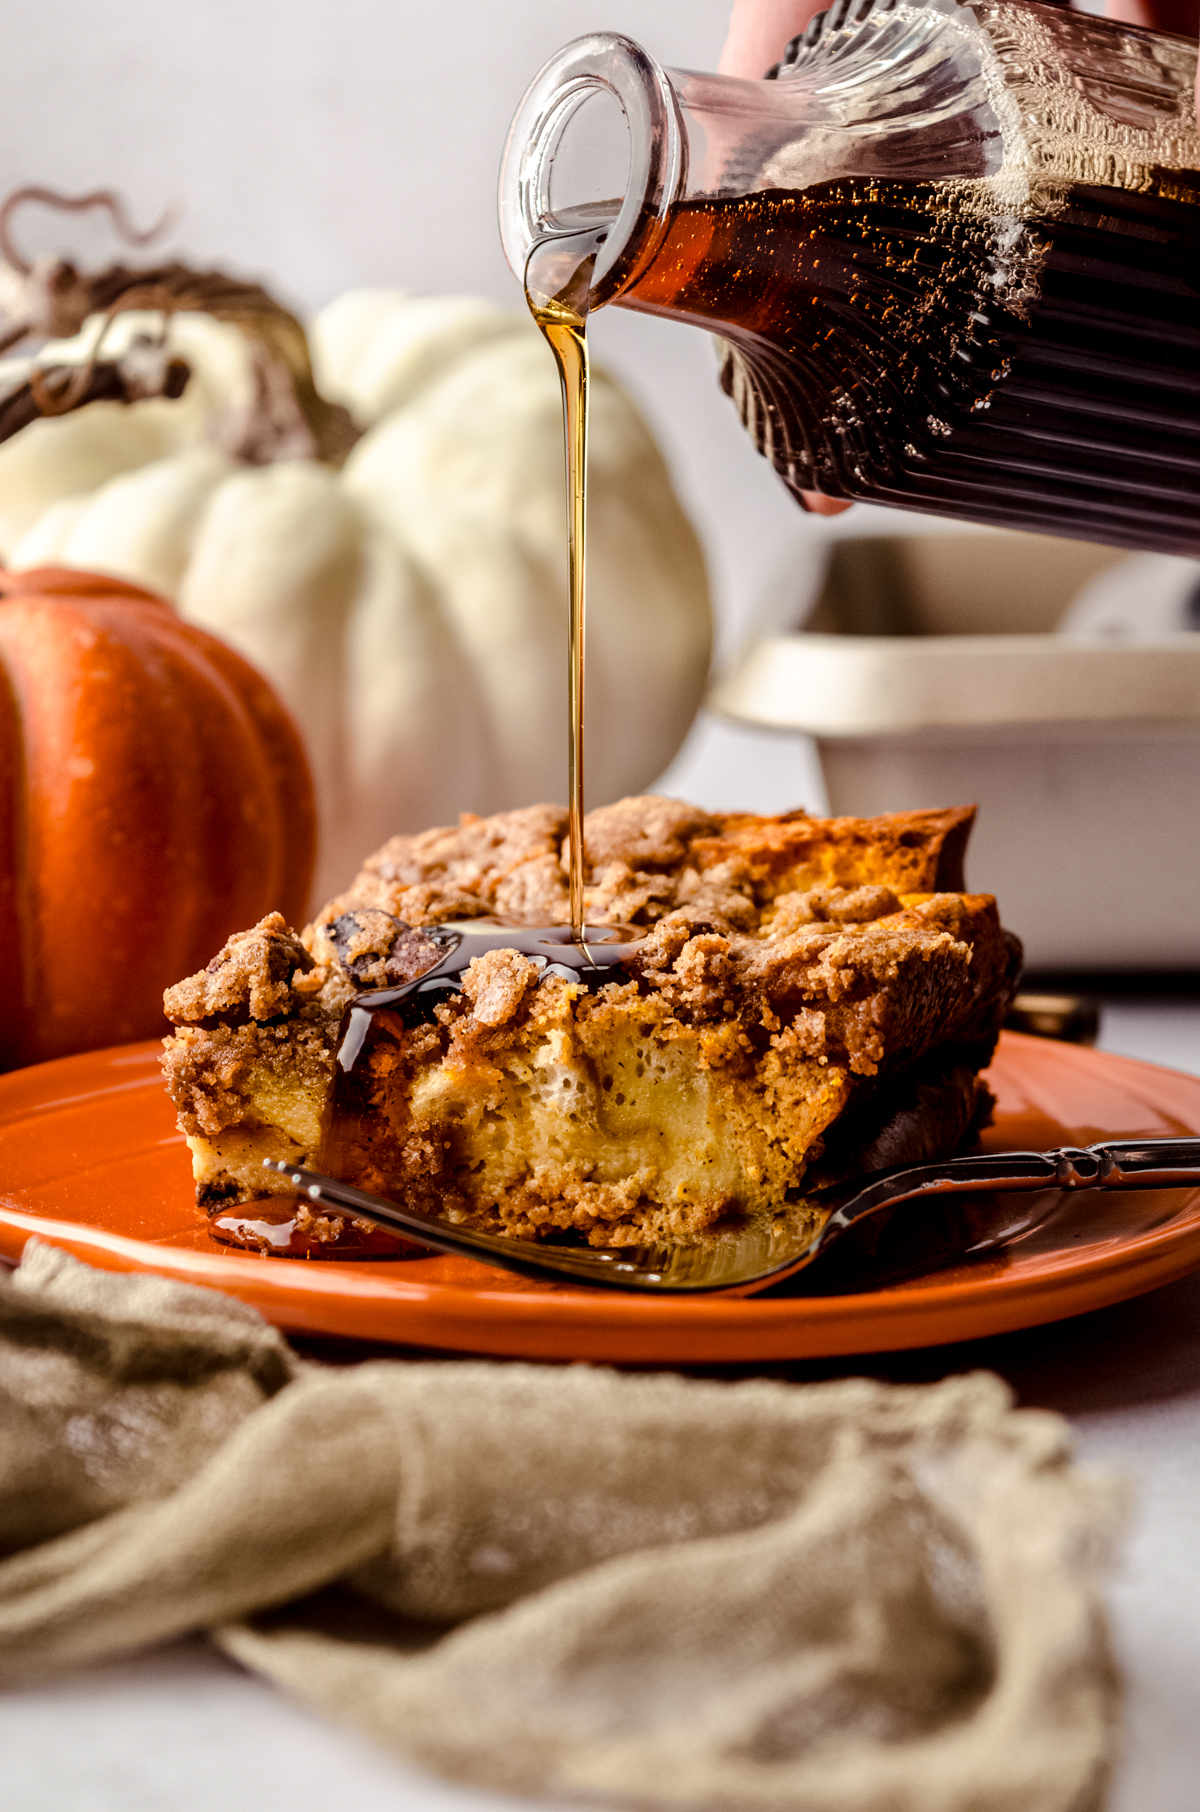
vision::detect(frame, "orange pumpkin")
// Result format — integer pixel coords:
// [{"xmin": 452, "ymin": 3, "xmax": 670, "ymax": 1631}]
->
[{"xmin": 0, "ymin": 567, "xmax": 315, "ymax": 1068}]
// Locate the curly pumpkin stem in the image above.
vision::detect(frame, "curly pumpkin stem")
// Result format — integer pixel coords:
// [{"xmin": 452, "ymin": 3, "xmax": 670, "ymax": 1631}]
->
[
  {"xmin": 0, "ymin": 186, "xmax": 360, "ymax": 467},
  {"xmin": 0, "ymin": 186, "xmax": 172, "ymax": 275},
  {"xmin": 0, "ymin": 187, "xmax": 176, "ymax": 354}
]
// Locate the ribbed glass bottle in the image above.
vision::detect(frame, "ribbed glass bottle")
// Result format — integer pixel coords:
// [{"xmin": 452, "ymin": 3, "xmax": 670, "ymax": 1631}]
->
[{"xmin": 500, "ymin": 0, "xmax": 1200, "ymax": 551}]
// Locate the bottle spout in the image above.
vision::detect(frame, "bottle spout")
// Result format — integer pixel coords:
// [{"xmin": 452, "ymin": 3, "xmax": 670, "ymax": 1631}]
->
[
  {"xmin": 501, "ymin": 11, "xmax": 1017, "ymax": 321},
  {"xmin": 498, "ymin": 33, "xmax": 687, "ymax": 314}
]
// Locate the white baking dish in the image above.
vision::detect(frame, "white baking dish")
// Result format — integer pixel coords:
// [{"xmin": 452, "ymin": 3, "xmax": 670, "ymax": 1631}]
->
[{"xmin": 711, "ymin": 534, "xmax": 1200, "ymax": 971}]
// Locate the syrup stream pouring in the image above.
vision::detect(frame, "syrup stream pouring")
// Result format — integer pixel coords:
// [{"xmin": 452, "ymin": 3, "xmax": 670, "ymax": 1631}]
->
[
  {"xmin": 263, "ymin": 1138, "xmax": 1200, "ymax": 1296},
  {"xmin": 524, "ymin": 227, "xmax": 605, "ymax": 944}
]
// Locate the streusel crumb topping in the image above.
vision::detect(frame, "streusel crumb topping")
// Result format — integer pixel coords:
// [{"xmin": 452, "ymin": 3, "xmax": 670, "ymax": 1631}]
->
[{"xmin": 161, "ymin": 798, "xmax": 1012, "ymax": 1189}]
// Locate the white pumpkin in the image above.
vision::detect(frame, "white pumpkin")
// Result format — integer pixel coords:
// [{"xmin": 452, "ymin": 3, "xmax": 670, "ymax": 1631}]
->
[{"xmin": 0, "ymin": 295, "xmax": 712, "ymax": 905}]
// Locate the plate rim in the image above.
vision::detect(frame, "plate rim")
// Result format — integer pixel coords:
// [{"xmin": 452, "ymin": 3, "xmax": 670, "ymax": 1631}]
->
[{"xmin": 2, "ymin": 1032, "xmax": 1199, "ymax": 1359}]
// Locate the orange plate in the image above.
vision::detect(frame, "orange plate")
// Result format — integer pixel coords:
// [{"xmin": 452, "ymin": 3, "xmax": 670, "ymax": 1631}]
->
[{"xmin": 2, "ymin": 1032, "xmax": 1199, "ymax": 1362}]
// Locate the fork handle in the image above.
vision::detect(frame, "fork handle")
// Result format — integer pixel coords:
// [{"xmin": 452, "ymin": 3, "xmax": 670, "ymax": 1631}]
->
[
  {"xmin": 822, "ymin": 1135, "xmax": 1200, "ymax": 1241},
  {"xmin": 907, "ymin": 1137, "xmax": 1200, "ymax": 1195},
  {"xmin": 1084, "ymin": 1138, "xmax": 1200, "ymax": 1189},
  {"xmin": 904, "ymin": 1137, "xmax": 1200, "ymax": 1194}
]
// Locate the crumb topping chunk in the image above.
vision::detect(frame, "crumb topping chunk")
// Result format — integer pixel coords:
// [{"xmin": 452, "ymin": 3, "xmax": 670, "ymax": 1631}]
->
[{"xmin": 164, "ymin": 914, "xmax": 315, "ymax": 1026}]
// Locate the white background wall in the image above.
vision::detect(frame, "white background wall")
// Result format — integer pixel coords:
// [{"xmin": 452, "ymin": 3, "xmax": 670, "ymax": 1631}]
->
[
  {"xmin": 0, "ymin": 0, "xmax": 879, "ymax": 642},
  {"xmin": 0, "ymin": 0, "xmax": 926, "ymax": 812}
]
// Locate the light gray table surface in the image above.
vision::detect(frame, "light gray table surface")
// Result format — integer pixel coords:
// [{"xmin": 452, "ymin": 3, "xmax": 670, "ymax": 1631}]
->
[{"xmin": 3, "ymin": 999, "xmax": 1199, "ymax": 1812}]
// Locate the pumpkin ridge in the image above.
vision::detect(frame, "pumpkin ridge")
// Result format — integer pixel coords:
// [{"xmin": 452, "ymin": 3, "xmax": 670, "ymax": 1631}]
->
[
  {"xmin": 0, "ymin": 567, "xmax": 172, "ymax": 608},
  {"xmin": 0, "ymin": 571, "xmax": 314, "ymax": 1068}
]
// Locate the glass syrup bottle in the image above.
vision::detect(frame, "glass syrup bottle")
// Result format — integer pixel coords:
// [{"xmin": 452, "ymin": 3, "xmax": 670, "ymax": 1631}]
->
[{"xmin": 499, "ymin": 0, "xmax": 1200, "ymax": 553}]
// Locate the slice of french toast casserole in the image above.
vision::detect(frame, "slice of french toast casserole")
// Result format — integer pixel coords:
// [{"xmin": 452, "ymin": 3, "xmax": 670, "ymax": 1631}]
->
[{"xmin": 161, "ymin": 795, "xmax": 1019, "ymax": 1253}]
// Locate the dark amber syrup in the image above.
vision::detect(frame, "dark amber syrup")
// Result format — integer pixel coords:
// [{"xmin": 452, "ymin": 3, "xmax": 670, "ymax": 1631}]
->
[
  {"xmin": 209, "ymin": 1201, "xmax": 423, "ymax": 1261},
  {"xmin": 523, "ymin": 225, "xmax": 609, "ymax": 939},
  {"xmin": 619, "ymin": 179, "xmax": 1200, "ymax": 552},
  {"xmin": 336, "ymin": 917, "xmax": 648, "ymax": 1072}
]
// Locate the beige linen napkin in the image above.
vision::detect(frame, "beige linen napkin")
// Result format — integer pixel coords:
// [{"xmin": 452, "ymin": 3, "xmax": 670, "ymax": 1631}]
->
[{"xmin": 0, "ymin": 1240, "xmax": 1122, "ymax": 1812}]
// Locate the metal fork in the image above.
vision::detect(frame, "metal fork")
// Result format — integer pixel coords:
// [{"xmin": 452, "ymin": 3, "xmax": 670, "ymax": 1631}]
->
[{"xmin": 262, "ymin": 1137, "xmax": 1200, "ymax": 1295}]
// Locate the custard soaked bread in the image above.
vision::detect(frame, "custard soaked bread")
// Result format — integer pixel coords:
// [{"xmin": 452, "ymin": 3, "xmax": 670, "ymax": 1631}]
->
[{"xmin": 161, "ymin": 797, "xmax": 1019, "ymax": 1254}]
